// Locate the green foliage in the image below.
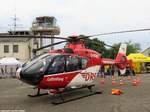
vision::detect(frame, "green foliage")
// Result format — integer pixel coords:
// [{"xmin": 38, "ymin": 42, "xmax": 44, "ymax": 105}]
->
[
  {"xmin": 84, "ymin": 38, "xmax": 106, "ymax": 57},
  {"xmin": 105, "ymin": 41, "xmax": 141, "ymax": 59},
  {"xmin": 83, "ymin": 37, "xmax": 141, "ymax": 59},
  {"xmin": 126, "ymin": 41, "xmax": 141, "ymax": 55}
]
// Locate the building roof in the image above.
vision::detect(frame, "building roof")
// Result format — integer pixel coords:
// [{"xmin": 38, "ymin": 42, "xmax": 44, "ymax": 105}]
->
[
  {"xmin": 0, "ymin": 30, "xmax": 32, "ymax": 42},
  {"xmin": 0, "ymin": 38, "xmax": 31, "ymax": 42},
  {"xmin": 141, "ymin": 46, "xmax": 150, "ymax": 53}
]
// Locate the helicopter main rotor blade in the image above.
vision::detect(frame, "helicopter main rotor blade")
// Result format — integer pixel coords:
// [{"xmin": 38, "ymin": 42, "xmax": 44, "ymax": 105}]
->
[
  {"xmin": 88, "ymin": 28, "xmax": 150, "ymax": 37},
  {"xmin": 79, "ymin": 28, "xmax": 150, "ymax": 39},
  {"xmin": 103, "ymin": 43, "xmax": 117, "ymax": 49},
  {"xmin": 1, "ymin": 28, "xmax": 150, "ymax": 42},
  {"xmin": 32, "ymin": 40, "xmax": 67, "ymax": 53},
  {"xmin": 0, "ymin": 35, "xmax": 67, "ymax": 40},
  {"xmin": 89, "ymin": 40, "xmax": 117, "ymax": 49}
]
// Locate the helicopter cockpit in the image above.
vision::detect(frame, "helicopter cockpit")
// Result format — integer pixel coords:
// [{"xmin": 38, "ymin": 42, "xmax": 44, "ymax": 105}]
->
[{"xmin": 19, "ymin": 53, "xmax": 88, "ymax": 85}]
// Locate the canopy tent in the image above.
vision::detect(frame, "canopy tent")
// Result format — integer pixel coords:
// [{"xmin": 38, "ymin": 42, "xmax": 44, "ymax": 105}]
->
[
  {"xmin": 127, "ymin": 53, "xmax": 150, "ymax": 62},
  {"xmin": 127, "ymin": 53, "xmax": 150, "ymax": 73},
  {"xmin": 0, "ymin": 58, "xmax": 22, "ymax": 78},
  {"xmin": 0, "ymin": 57, "xmax": 22, "ymax": 66}
]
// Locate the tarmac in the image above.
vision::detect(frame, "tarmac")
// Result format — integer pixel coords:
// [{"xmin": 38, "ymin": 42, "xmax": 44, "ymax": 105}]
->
[{"xmin": 0, "ymin": 74, "xmax": 150, "ymax": 112}]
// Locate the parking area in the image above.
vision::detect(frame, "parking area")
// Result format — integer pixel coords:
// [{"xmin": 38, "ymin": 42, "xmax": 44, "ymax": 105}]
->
[{"xmin": 0, "ymin": 74, "xmax": 150, "ymax": 112}]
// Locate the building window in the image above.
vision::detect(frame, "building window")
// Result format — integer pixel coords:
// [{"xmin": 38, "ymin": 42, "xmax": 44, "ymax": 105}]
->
[
  {"xmin": 13, "ymin": 45, "xmax": 19, "ymax": 53},
  {"xmin": 4, "ymin": 45, "xmax": 9, "ymax": 53}
]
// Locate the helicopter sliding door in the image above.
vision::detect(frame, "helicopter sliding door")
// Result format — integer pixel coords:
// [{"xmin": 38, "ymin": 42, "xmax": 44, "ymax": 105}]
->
[
  {"xmin": 66, "ymin": 56, "xmax": 80, "ymax": 72},
  {"xmin": 66, "ymin": 55, "xmax": 88, "ymax": 72},
  {"xmin": 45, "ymin": 55, "xmax": 87, "ymax": 75}
]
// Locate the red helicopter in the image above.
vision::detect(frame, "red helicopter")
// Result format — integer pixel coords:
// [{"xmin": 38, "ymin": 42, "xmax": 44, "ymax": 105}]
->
[
  {"xmin": 1, "ymin": 28, "xmax": 150, "ymax": 104},
  {"xmin": 16, "ymin": 37, "xmax": 127, "ymax": 104}
]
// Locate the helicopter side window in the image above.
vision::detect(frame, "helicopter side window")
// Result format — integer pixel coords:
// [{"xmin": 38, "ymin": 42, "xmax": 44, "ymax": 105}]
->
[
  {"xmin": 81, "ymin": 58, "xmax": 88, "ymax": 69},
  {"xmin": 66, "ymin": 56, "xmax": 80, "ymax": 72},
  {"xmin": 47, "ymin": 56, "xmax": 65, "ymax": 74}
]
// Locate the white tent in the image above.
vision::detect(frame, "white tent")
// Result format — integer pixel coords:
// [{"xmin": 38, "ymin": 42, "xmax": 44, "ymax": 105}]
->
[
  {"xmin": 0, "ymin": 57, "xmax": 21, "ymax": 66},
  {"xmin": 0, "ymin": 57, "xmax": 22, "ymax": 78}
]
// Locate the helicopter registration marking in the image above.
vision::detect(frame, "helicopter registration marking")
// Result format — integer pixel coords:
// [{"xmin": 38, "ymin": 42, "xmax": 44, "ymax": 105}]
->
[{"xmin": 81, "ymin": 72, "xmax": 96, "ymax": 81}]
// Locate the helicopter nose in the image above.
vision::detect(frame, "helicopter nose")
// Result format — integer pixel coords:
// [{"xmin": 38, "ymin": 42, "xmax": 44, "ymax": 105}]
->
[{"xmin": 18, "ymin": 67, "xmax": 44, "ymax": 86}]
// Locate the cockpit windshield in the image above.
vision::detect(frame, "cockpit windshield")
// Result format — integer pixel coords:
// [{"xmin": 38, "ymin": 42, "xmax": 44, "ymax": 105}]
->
[
  {"xmin": 22, "ymin": 53, "xmax": 55, "ymax": 72},
  {"xmin": 22, "ymin": 53, "xmax": 49, "ymax": 67},
  {"xmin": 21, "ymin": 53, "xmax": 88, "ymax": 76}
]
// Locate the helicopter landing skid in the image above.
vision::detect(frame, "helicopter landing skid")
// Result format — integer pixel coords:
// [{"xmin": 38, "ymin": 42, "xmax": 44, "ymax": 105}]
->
[
  {"xmin": 28, "ymin": 88, "xmax": 48, "ymax": 97},
  {"xmin": 51, "ymin": 91, "xmax": 102, "ymax": 105},
  {"xmin": 51, "ymin": 85, "xmax": 102, "ymax": 105},
  {"xmin": 28, "ymin": 93, "xmax": 48, "ymax": 97}
]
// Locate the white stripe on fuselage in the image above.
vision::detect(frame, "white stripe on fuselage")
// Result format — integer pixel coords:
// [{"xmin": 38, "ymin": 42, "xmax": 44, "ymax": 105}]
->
[{"xmin": 67, "ymin": 65, "xmax": 100, "ymax": 87}]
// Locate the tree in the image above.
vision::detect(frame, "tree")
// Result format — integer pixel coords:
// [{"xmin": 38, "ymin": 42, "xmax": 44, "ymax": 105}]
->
[
  {"xmin": 79, "ymin": 35, "xmax": 141, "ymax": 59},
  {"xmin": 84, "ymin": 38, "xmax": 107, "ymax": 57},
  {"xmin": 126, "ymin": 41, "xmax": 141, "ymax": 55},
  {"xmin": 105, "ymin": 41, "xmax": 141, "ymax": 59}
]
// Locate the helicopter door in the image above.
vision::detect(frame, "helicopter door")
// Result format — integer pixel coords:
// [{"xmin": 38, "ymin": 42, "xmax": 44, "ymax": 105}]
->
[
  {"xmin": 46, "ymin": 55, "xmax": 65, "ymax": 75},
  {"xmin": 66, "ymin": 56, "xmax": 80, "ymax": 72},
  {"xmin": 80, "ymin": 58, "xmax": 88, "ymax": 69},
  {"xmin": 65, "ymin": 56, "xmax": 88, "ymax": 72}
]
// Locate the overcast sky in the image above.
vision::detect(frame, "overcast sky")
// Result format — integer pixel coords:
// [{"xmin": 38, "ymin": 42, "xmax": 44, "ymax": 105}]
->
[{"xmin": 0, "ymin": 0, "xmax": 150, "ymax": 51}]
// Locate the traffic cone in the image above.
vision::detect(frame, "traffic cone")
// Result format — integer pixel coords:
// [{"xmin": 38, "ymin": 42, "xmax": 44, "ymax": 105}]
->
[
  {"xmin": 112, "ymin": 80, "xmax": 117, "ymax": 86},
  {"xmin": 100, "ymin": 78, "xmax": 105, "ymax": 85},
  {"xmin": 111, "ymin": 75, "xmax": 114, "ymax": 79},
  {"xmin": 135, "ymin": 76, "xmax": 140, "ymax": 84},
  {"xmin": 132, "ymin": 78, "xmax": 138, "ymax": 86},
  {"xmin": 111, "ymin": 77, "xmax": 117, "ymax": 86},
  {"xmin": 119, "ymin": 79, "xmax": 124, "ymax": 85},
  {"xmin": 127, "ymin": 75, "xmax": 131, "ymax": 81}
]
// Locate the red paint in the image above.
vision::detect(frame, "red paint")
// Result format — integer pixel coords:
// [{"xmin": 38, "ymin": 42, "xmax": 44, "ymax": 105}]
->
[
  {"xmin": 38, "ymin": 71, "xmax": 81, "ymax": 89},
  {"xmin": 33, "ymin": 39, "xmax": 128, "ymax": 90}
]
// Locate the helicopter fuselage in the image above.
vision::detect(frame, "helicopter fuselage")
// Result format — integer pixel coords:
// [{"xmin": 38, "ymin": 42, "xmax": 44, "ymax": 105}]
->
[
  {"xmin": 17, "ymin": 42, "xmax": 102, "ymax": 90},
  {"xmin": 16, "ymin": 41, "xmax": 127, "ymax": 93}
]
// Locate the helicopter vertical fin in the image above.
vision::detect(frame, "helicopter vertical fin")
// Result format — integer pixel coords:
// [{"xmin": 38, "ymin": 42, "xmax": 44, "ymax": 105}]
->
[
  {"xmin": 115, "ymin": 44, "xmax": 127, "ymax": 75},
  {"xmin": 116, "ymin": 43, "xmax": 127, "ymax": 61}
]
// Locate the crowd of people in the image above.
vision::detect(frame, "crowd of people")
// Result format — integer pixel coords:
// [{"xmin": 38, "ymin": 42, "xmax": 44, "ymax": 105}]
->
[
  {"xmin": 100, "ymin": 64, "xmax": 135, "ymax": 77},
  {"xmin": 0, "ymin": 65, "xmax": 18, "ymax": 78}
]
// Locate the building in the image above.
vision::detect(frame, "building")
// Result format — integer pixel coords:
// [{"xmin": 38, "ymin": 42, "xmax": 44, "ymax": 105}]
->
[
  {"xmin": 141, "ymin": 47, "xmax": 150, "ymax": 57},
  {"xmin": 0, "ymin": 31, "xmax": 35, "ymax": 62},
  {"xmin": 31, "ymin": 16, "xmax": 60, "ymax": 35},
  {"xmin": 0, "ymin": 16, "xmax": 60, "ymax": 63},
  {"xmin": 31, "ymin": 16, "xmax": 60, "ymax": 50}
]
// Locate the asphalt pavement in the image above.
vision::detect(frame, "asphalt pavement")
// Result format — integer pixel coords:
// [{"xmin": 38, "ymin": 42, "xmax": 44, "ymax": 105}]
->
[{"xmin": 0, "ymin": 74, "xmax": 150, "ymax": 112}]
